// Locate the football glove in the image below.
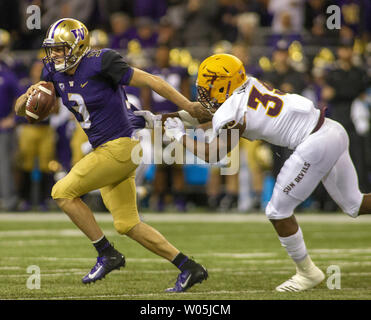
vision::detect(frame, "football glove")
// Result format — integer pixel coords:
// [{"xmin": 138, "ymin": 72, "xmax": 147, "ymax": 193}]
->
[
  {"xmin": 178, "ymin": 110, "xmax": 200, "ymax": 127},
  {"xmin": 164, "ymin": 117, "xmax": 185, "ymax": 142},
  {"xmin": 133, "ymin": 110, "xmax": 162, "ymax": 129}
]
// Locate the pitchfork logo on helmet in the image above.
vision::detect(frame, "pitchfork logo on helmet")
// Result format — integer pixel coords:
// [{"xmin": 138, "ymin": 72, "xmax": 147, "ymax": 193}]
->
[
  {"xmin": 42, "ymin": 18, "xmax": 90, "ymax": 73},
  {"xmin": 196, "ymin": 54, "xmax": 247, "ymax": 112}
]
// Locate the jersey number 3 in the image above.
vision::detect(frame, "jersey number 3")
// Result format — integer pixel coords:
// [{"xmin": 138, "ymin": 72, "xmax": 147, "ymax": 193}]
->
[
  {"xmin": 247, "ymin": 86, "xmax": 284, "ymax": 117},
  {"xmin": 68, "ymin": 93, "xmax": 91, "ymax": 129}
]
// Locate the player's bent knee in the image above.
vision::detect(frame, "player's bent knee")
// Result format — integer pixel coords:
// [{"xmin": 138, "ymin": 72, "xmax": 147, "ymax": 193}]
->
[
  {"xmin": 51, "ymin": 178, "xmax": 77, "ymax": 200},
  {"xmin": 265, "ymin": 201, "xmax": 293, "ymax": 220},
  {"xmin": 51, "ymin": 181, "xmax": 72, "ymax": 200},
  {"xmin": 51, "ymin": 181, "xmax": 63, "ymax": 199},
  {"xmin": 339, "ymin": 194, "xmax": 363, "ymax": 218},
  {"xmin": 343, "ymin": 206, "xmax": 359, "ymax": 218},
  {"xmin": 114, "ymin": 219, "xmax": 140, "ymax": 235}
]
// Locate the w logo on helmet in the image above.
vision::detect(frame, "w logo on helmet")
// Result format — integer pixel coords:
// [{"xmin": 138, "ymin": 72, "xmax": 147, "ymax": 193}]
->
[{"xmin": 71, "ymin": 28, "xmax": 85, "ymax": 40}]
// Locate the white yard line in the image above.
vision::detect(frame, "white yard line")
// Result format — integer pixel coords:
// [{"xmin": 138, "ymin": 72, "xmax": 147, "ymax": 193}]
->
[
  {"xmin": 0, "ymin": 229, "xmax": 117, "ymax": 238},
  {"xmin": 2, "ymin": 247, "xmax": 371, "ymax": 262},
  {"xmin": 0, "ymin": 266, "xmax": 22, "ymax": 270},
  {"xmin": 1, "ymin": 213, "xmax": 371, "ymax": 223},
  {"xmin": 311, "ymin": 248, "xmax": 371, "ymax": 254},
  {"xmin": 8, "ymin": 289, "xmax": 269, "ymax": 300},
  {"xmin": 2, "ymin": 266, "xmax": 371, "ymax": 278},
  {"xmin": 3, "ymin": 256, "xmax": 169, "ymax": 263}
]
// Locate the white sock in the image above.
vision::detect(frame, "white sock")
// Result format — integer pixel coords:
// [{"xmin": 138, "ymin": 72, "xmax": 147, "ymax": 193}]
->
[
  {"xmin": 91, "ymin": 235, "xmax": 105, "ymax": 244},
  {"xmin": 278, "ymin": 227, "xmax": 308, "ymax": 263}
]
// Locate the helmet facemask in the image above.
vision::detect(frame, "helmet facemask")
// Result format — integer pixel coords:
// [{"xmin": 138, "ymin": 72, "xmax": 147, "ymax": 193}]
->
[
  {"xmin": 197, "ymin": 85, "xmax": 220, "ymax": 114},
  {"xmin": 42, "ymin": 41, "xmax": 78, "ymax": 73}
]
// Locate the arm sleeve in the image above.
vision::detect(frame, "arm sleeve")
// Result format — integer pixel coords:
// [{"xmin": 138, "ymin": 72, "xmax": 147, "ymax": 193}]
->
[{"xmin": 100, "ymin": 49, "xmax": 134, "ymax": 87}]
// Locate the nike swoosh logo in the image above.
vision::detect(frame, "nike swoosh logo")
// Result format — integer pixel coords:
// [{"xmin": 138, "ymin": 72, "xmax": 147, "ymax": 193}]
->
[
  {"xmin": 180, "ymin": 274, "xmax": 192, "ymax": 289},
  {"xmin": 33, "ymin": 100, "xmax": 39, "ymax": 111},
  {"xmin": 88, "ymin": 265, "xmax": 103, "ymax": 279},
  {"xmin": 80, "ymin": 81, "xmax": 88, "ymax": 88}
]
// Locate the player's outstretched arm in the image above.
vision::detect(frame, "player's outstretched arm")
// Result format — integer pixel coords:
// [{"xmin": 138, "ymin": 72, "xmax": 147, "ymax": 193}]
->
[
  {"xmin": 129, "ymin": 68, "xmax": 212, "ymax": 123},
  {"xmin": 164, "ymin": 117, "xmax": 244, "ymax": 163},
  {"xmin": 134, "ymin": 109, "xmax": 201, "ymax": 129},
  {"xmin": 130, "ymin": 68, "xmax": 191, "ymax": 108}
]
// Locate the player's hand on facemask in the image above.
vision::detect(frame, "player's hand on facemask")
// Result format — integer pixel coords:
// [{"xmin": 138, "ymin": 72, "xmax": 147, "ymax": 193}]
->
[
  {"xmin": 164, "ymin": 117, "xmax": 185, "ymax": 142},
  {"xmin": 134, "ymin": 110, "xmax": 162, "ymax": 129},
  {"xmin": 186, "ymin": 101, "xmax": 213, "ymax": 123}
]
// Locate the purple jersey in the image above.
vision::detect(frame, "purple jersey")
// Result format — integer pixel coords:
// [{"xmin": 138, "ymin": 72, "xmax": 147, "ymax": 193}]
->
[
  {"xmin": 0, "ymin": 63, "xmax": 21, "ymax": 131},
  {"xmin": 42, "ymin": 49, "xmax": 137, "ymax": 148},
  {"xmin": 128, "ymin": 103, "xmax": 145, "ymax": 130},
  {"xmin": 124, "ymin": 86, "xmax": 145, "ymax": 129},
  {"xmin": 110, "ymin": 28, "xmax": 137, "ymax": 50},
  {"xmin": 146, "ymin": 66, "xmax": 188, "ymax": 113},
  {"xmin": 134, "ymin": 32, "xmax": 158, "ymax": 49}
]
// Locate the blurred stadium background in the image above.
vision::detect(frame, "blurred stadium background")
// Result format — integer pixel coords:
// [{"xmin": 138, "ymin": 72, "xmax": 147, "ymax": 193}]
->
[
  {"xmin": 0, "ymin": 0, "xmax": 371, "ymax": 215},
  {"xmin": 2, "ymin": 0, "xmax": 371, "ymax": 301}
]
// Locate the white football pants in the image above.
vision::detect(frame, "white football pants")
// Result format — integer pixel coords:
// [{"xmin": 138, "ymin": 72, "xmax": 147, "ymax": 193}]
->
[{"xmin": 266, "ymin": 118, "xmax": 363, "ymax": 220}]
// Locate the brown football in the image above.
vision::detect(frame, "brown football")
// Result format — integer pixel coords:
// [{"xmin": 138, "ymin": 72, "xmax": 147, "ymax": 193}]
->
[{"xmin": 25, "ymin": 82, "xmax": 56, "ymax": 123}]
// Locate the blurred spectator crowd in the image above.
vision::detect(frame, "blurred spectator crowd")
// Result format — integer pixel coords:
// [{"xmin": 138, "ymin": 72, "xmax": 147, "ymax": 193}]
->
[{"xmin": 1, "ymin": 0, "xmax": 371, "ymax": 213}]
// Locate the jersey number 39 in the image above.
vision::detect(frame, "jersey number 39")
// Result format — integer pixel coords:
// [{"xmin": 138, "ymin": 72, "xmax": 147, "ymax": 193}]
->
[{"xmin": 247, "ymin": 85, "xmax": 284, "ymax": 117}]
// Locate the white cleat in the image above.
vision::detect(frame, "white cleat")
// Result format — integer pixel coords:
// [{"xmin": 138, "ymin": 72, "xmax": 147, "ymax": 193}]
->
[{"xmin": 276, "ymin": 265, "xmax": 325, "ymax": 292}]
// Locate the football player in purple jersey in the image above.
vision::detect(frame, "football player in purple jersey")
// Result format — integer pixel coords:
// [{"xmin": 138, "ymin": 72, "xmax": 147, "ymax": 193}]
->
[{"xmin": 15, "ymin": 18, "xmax": 208, "ymax": 292}]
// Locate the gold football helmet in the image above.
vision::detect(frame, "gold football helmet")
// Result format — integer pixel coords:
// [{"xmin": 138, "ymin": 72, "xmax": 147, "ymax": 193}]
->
[
  {"xmin": 0, "ymin": 29, "xmax": 10, "ymax": 49},
  {"xmin": 196, "ymin": 54, "xmax": 246, "ymax": 111},
  {"xmin": 42, "ymin": 18, "xmax": 90, "ymax": 73},
  {"xmin": 90, "ymin": 29, "xmax": 109, "ymax": 49}
]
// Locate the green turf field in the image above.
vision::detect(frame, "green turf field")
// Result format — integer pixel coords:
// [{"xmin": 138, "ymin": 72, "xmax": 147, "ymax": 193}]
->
[{"xmin": 0, "ymin": 213, "xmax": 371, "ymax": 300}]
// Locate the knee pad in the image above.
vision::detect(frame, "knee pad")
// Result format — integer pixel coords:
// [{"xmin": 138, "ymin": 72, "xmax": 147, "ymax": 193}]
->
[
  {"xmin": 113, "ymin": 218, "xmax": 140, "ymax": 235},
  {"xmin": 341, "ymin": 193, "xmax": 363, "ymax": 219},
  {"xmin": 51, "ymin": 181, "xmax": 62, "ymax": 199},
  {"xmin": 342, "ymin": 204, "xmax": 360, "ymax": 219},
  {"xmin": 265, "ymin": 201, "xmax": 293, "ymax": 220},
  {"xmin": 51, "ymin": 178, "xmax": 76, "ymax": 199}
]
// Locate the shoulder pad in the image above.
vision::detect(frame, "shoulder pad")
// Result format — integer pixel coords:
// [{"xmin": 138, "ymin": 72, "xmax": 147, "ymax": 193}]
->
[{"xmin": 86, "ymin": 49, "xmax": 104, "ymax": 59}]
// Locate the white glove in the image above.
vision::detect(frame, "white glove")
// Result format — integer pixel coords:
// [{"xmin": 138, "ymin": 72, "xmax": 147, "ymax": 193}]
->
[
  {"xmin": 178, "ymin": 110, "xmax": 200, "ymax": 127},
  {"xmin": 164, "ymin": 117, "xmax": 185, "ymax": 142},
  {"xmin": 133, "ymin": 110, "xmax": 162, "ymax": 128}
]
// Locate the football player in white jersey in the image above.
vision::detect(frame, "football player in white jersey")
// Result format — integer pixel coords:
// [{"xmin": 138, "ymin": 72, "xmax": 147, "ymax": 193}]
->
[{"xmin": 136, "ymin": 53, "xmax": 371, "ymax": 292}]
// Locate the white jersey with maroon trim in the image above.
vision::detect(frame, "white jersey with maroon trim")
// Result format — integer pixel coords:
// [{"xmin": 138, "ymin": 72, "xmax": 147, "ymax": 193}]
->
[
  {"xmin": 211, "ymin": 76, "xmax": 363, "ymax": 221},
  {"xmin": 212, "ymin": 77, "xmax": 320, "ymax": 150}
]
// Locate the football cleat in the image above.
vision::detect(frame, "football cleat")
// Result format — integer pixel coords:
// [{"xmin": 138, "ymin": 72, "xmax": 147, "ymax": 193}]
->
[
  {"xmin": 82, "ymin": 250, "xmax": 125, "ymax": 284},
  {"xmin": 276, "ymin": 265, "xmax": 325, "ymax": 292},
  {"xmin": 166, "ymin": 261, "xmax": 208, "ymax": 293}
]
